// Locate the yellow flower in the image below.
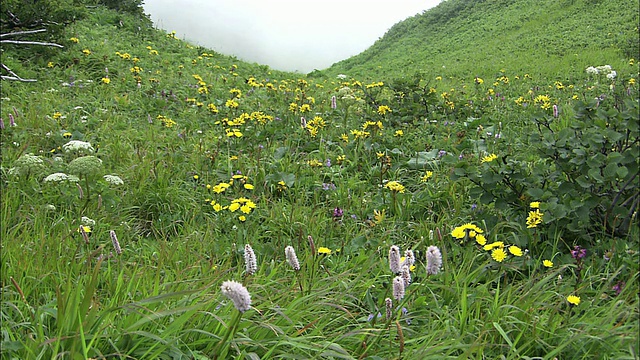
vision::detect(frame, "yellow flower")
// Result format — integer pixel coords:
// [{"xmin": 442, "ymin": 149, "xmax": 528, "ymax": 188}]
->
[
  {"xmin": 530, "ymin": 201, "xmax": 540, "ymax": 209},
  {"xmin": 193, "ymin": 175, "xmax": 199, "ymax": 180},
  {"xmin": 451, "ymin": 227, "xmax": 466, "ymax": 239},
  {"xmin": 238, "ymin": 215, "xmax": 246, "ymax": 222},
  {"xmin": 384, "ymin": 181, "xmax": 405, "ymax": 193},
  {"xmin": 394, "ymin": 130, "xmax": 404, "ymax": 137},
  {"xmin": 629, "ymin": 78, "xmax": 636, "ymax": 86},
  {"xmin": 543, "ymin": 259, "xmax": 553, "ymax": 268},
  {"xmin": 101, "ymin": 77, "xmax": 110, "ymax": 84},
  {"xmin": 526, "ymin": 209, "xmax": 544, "ymax": 228},
  {"xmin": 481, "ymin": 153, "xmax": 498, "ymax": 163},
  {"xmin": 377, "ymin": 105, "xmax": 392, "ymax": 115},
  {"xmin": 318, "ymin": 247, "xmax": 332, "ymax": 255},
  {"xmin": 509, "ymin": 245, "xmax": 523, "ymax": 257},
  {"xmin": 475, "ymin": 234, "xmax": 487, "ymax": 246},
  {"xmin": 47, "ymin": 62, "xmax": 54, "ymax": 68},
  {"xmin": 82, "ymin": 49, "xmax": 91, "ymax": 55},
  {"xmin": 483, "ymin": 241, "xmax": 504, "ymax": 251},
  {"xmin": 421, "ymin": 171, "xmax": 433, "ymax": 182},
  {"xmin": 300, "ymin": 104, "xmax": 311, "ymax": 113},
  {"xmin": 373, "ymin": 209, "xmax": 385, "ymax": 224},
  {"xmin": 244, "ymin": 184, "xmax": 254, "ymax": 190},
  {"xmin": 69, "ymin": 37, "xmax": 79, "ymax": 43},
  {"xmin": 225, "ymin": 99, "xmax": 239, "ymax": 109},
  {"xmin": 567, "ymin": 295, "xmax": 581, "ymax": 306},
  {"xmin": 491, "ymin": 248, "xmax": 507, "ymax": 262}
]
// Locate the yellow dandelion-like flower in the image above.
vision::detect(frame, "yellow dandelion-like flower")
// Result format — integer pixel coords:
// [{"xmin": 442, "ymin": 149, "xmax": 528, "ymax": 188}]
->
[
  {"xmin": 567, "ymin": 295, "xmax": 581, "ymax": 306},
  {"xmin": 509, "ymin": 245, "xmax": 523, "ymax": 257},
  {"xmin": 543, "ymin": 259, "xmax": 553, "ymax": 268},
  {"xmin": 483, "ymin": 241, "xmax": 504, "ymax": 251},
  {"xmin": 69, "ymin": 37, "xmax": 79, "ymax": 43},
  {"xmin": 475, "ymin": 234, "xmax": 487, "ymax": 246},
  {"xmin": 101, "ymin": 77, "xmax": 110, "ymax": 84},
  {"xmin": 318, "ymin": 247, "xmax": 332, "ymax": 255},
  {"xmin": 491, "ymin": 248, "xmax": 507, "ymax": 262},
  {"xmin": 82, "ymin": 49, "xmax": 91, "ymax": 55}
]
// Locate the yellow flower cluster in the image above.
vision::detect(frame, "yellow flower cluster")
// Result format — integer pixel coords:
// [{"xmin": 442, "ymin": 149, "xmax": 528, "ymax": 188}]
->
[
  {"xmin": 157, "ymin": 115, "xmax": 176, "ymax": 128},
  {"xmin": 481, "ymin": 153, "xmax": 498, "ymax": 163},
  {"xmin": 384, "ymin": 181, "xmax": 405, "ymax": 193}
]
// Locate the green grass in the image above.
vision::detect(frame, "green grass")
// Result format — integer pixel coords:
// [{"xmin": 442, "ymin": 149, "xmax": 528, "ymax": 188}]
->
[{"xmin": 1, "ymin": 3, "xmax": 638, "ymax": 359}]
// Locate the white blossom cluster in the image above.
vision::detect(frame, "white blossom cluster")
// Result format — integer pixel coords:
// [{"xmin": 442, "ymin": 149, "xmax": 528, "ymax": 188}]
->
[
  {"xmin": 63, "ymin": 140, "xmax": 94, "ymax": 153},
  {"xmin": 585, "ymin": 64, "xmax": 616, "ymax": 80},
  {"xmin": 103, "ymin": 174, "xmax": 124, "ymax": 185},
  {"xmin": 43, "ymin": 172, "xmax": 80, "ymax": 183}
]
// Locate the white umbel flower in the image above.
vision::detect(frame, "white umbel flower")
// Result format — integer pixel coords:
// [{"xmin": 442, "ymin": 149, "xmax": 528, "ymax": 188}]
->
[
  {"xmin": 220, "ymin": 280, "xmax": 252, "ymax": 312},
  {"xmin": 103, "ymin": 174, "xmax": 124, "ymax": 185},
  {"xmin": 63, "ymin": 140, "xmax": 94, "ymax": 153},
  {"xmin": 43, "ymin": 172, "xmax": 79, "ymax": 183}
]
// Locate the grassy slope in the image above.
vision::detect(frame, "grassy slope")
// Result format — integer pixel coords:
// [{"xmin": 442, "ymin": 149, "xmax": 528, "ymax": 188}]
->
[
  {"xmin": 324, "ymin": 0, "xmax": 639, "ymax": 79},
  {"xmin": 0, "ymin": 3, "xmax": 638, "ymax": 360}
]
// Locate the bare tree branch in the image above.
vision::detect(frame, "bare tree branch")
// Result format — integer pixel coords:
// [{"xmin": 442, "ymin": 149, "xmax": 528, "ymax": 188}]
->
[
  {"xmin": 0, "ymin": 28, "xmax": 62, "ymax": 82},
  {"xmin": 0, "ymin": 64, "xmax": 36, "ymax": 82},
  {"xmin": 0, "ymin": 29, "xmax": 47, "ymax": 38},
  {"xmin": 0, "ymin": 39, "xmax": 64, "ymax": 48}
]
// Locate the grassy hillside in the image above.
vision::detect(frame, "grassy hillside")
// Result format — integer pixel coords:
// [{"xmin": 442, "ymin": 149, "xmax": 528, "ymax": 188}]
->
[
  {"xmin": 1, "ymin": 3, "xmax": 638, "ymax": 359},
  {"xmin": 325, "ymin": 0, "xmax": 639, "ymax": 79}
]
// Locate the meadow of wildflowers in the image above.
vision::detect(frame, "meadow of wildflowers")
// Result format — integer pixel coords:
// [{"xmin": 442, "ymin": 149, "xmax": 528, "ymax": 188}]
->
[{"xmin": 0, "ymin": 2, "xmax": 638, "ymax": 359}]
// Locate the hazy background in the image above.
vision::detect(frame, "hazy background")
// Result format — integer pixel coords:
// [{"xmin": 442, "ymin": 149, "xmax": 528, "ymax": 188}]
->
[{"xmin": 143, "ymin": 0, "xmax": 442, "ymax": 73}]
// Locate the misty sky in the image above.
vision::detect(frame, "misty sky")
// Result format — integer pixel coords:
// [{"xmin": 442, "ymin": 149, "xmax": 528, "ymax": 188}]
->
[{"xmin": 143, "ymin": 0, "xmax": 442, "ymax": 73}]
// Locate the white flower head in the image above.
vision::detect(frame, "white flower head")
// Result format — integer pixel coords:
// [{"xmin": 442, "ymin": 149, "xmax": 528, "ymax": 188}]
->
[
  {"xmin": 389, "ymin": 245, "xmax": 401, "ymax": 274},
  {"xmin": 426, "ymin": 245, "xmax": 442, "ymax": 275},
  {"xmin": 392, "ymin": 276, "xmax": 405, "ymax": 301},
  {"xmin": 606, "ymin": 71, "xmax": 617, "ymax": 80},
  {"xmin": 43, "ymin": 172, "xmax": 80, "ymax": 183},
  {"xmin": 81, "ymin": 216, "xmax": 96, "ymax": 227},
  {"xmin": 244, "ymin": 244, "xmax": 257, "ymax": 275},
  {"xmin": 285, "ymin": 245, "xmax": 300, "ymax": 271},
  {"xmin": 402, "ymin": 249, "xmax": 415, "ymax": 268},
  {"xmin": 585, "ymin": 66, "xmax": 599, "ymax": 75},
  {"xmin": 103, "ymin": 174, "xmax": 124, "ymax": 186},
  {"xmin": 401, "ymin": 265, "xmax": 411, "ymax": 287},
  {"xmin": 221, "ymin": 280, "xmax": 252, "ymax": 312},
  {"xmin": 336, "ymin": 74, "xmax": 347, "ymax": 80},
  {"xmin": 63, "ymin": 140, "xmax": 94, "ymax": 153}
]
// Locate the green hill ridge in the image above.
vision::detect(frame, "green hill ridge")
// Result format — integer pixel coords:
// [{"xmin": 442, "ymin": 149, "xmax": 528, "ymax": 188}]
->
[{"xmin": 324, "ymin": 0, "xmax": 639, "ymax": 79}]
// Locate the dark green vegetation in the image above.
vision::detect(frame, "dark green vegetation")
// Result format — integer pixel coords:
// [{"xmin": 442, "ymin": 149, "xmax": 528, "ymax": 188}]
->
[{"xmin": 1, "ymin": 0, "xmax": 638, "ymax": 358}]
